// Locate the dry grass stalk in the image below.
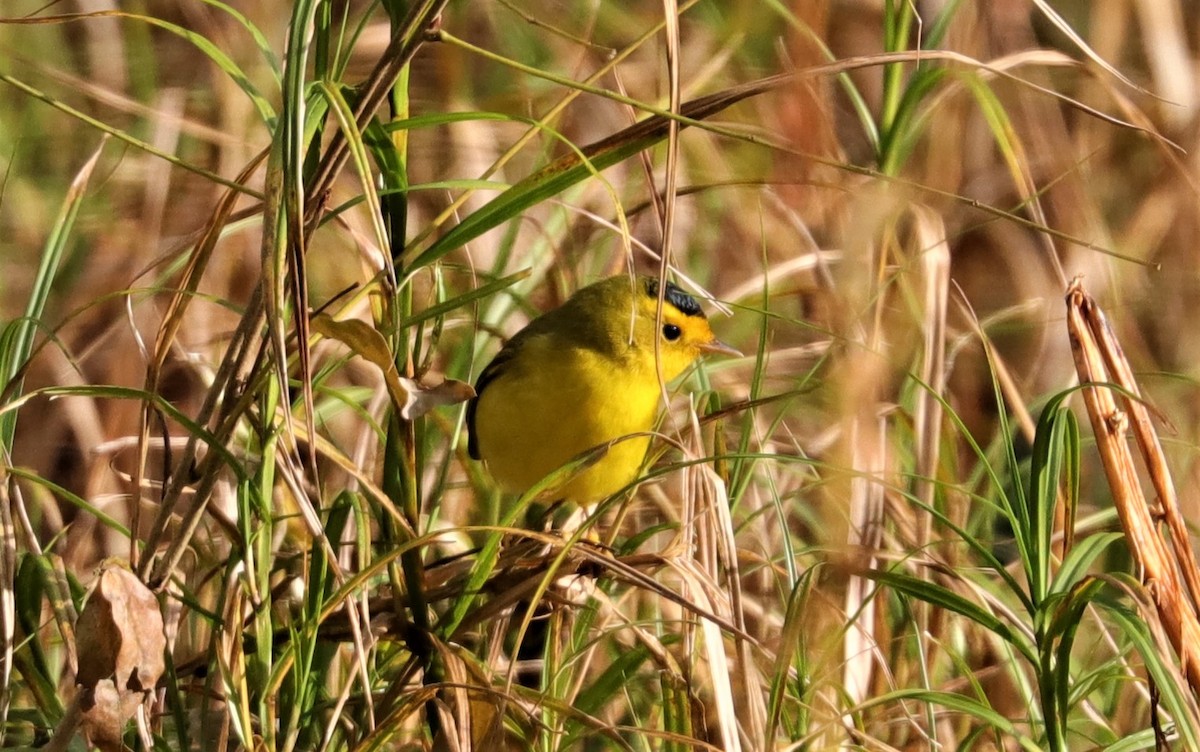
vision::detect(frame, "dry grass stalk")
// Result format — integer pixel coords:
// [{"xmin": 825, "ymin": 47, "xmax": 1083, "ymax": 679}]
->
[
  {"xmin": 842, "ymin": 410, "xmax": 885, "ymax": 709},
  {"xmin": 912, "ymin": 207, "xmax": 950, "ymax": 514},
  {"xmin": 1065, "ymin": 278, "xmax": 1200, "ymax": 692}
]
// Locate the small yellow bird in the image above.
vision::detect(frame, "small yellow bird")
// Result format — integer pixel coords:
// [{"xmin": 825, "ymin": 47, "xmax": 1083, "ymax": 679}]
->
[{"xmin": 467, "ymin": 274, "xmax": 737, "ymax": 505}]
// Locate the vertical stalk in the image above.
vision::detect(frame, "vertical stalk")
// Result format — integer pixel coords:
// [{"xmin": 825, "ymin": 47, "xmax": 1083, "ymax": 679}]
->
[{"xmin": 375, "ymin": 0, "xmax": 440, "ymax": 740}]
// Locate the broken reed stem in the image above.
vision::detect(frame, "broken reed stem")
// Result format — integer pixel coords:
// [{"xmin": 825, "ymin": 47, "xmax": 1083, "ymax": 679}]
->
[{"xmin": 1065, "ymin": 279, "xmax": 1200, "ymax": 692}]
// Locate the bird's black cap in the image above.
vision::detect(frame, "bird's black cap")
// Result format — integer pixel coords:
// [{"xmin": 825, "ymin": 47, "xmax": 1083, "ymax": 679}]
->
[{"xmin": 644, "ymin": 278, "xmax": 704, "ymax": 318}]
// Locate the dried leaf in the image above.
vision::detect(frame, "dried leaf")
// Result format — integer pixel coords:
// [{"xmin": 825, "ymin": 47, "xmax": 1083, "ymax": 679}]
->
[
  {"xmin": 310, "ymin": 314, "xmax": 394, "ymax": 375},
  {"xmin": 76, "ymin": 563, "xmax": 165, "ymax": 693},
  {"xmin": 398, "ymin": 376, "xmax": 475, "ymax": 420},
  {"xmin": 311, "ymin": 313, "xmax": 475, "ymax": 418},
  {"xmin": 80, "ymin": 681, "xmax": 143, "ymax": 752},
  {"xmin": 74, "ymin": 562, "xmax": 165, "ymax": 751}
]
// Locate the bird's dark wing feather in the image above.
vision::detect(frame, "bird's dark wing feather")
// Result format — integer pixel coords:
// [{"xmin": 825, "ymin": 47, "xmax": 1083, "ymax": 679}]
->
[{"xmin": 466, "ymin": 345, "xmax": 519, "ymax": 460}]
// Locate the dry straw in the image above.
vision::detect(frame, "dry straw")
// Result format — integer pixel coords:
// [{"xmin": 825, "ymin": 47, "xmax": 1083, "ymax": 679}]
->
[{"xmin": 1067, "ymin": 279, "xmax": 1200, "ymax": 692}]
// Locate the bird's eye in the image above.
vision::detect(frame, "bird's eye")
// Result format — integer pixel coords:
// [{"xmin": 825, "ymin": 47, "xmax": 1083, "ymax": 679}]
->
[{"xmin": 662, "ymin": 323, "xmax": 682, "ymax": 341}]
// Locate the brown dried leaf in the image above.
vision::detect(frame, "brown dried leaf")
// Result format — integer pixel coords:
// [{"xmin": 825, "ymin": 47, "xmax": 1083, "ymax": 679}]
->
[
  {"xmin": 310, "ymin": 314, "xmax": 393, "ymax": 375},
  {"xmin": 311, "ymin": 313, "xmax": 475, "ymax": 418},
  {"xmin": 79, "ymin": 682, "xmax": 143, "ymax": 752},
  {"xmin": 400, "ymin": 377, "xmax": 475, "ymax": 420},
  {"xmin": 75, "ymin": 562, "xmax": 165, "ymax": 694}
]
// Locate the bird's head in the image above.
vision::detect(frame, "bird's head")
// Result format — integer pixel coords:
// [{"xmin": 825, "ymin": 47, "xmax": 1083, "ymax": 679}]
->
[{"xmin": 578, "ymin": 275, "xmax": 739, "ymax": 381}]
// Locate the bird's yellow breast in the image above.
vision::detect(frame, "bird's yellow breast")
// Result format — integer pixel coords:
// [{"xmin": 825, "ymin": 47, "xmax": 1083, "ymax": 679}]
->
[{"xmin": 471, "ymin": 332, "xmax": 663, "ymax": 504}]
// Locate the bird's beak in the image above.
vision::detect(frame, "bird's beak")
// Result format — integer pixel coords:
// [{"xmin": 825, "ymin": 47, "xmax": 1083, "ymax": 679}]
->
[{"xmin": 700, "ymin": 339, "xmax": 742, "ymax": 357}]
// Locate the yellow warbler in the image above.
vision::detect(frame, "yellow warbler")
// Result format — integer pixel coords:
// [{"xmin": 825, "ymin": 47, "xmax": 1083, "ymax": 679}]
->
[{"xmin": 467, "ymin": 275, "xmax": 737, "ymax": 504}]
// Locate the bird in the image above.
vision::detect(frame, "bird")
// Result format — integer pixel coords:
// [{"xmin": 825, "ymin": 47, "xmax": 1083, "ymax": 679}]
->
[{"xmin": 466, "ymin": 274, "xmax": 738, "ymax": 507}]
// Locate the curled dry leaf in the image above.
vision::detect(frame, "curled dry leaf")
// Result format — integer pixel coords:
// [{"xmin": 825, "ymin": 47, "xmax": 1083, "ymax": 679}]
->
[
  {"xmin": 73, "ymin": 562, "xmax": 166, "ymax": 751},
  {"xmin": 79, "ymin": 681, "xmax": 144, "ymax": 752},
  {"xmin": 76, "ymin": 562, "xmax": 166, "ymax": 692},
  {"xmin": 311, "ymin": 313, "xmax": 475, "ymax": 419}
]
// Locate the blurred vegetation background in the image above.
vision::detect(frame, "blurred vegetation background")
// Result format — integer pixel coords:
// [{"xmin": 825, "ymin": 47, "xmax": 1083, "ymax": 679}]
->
[{"xmin": 2, "ymin": 1, "xmax": 1200, "ymax": 750}]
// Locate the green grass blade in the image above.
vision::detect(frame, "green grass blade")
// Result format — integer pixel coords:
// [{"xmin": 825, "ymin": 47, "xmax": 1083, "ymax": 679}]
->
[
  {"xmin": 0, "ymin": 141, "xmax": 103, "ymax": 450},
  {"xmin": 864, "ymin": 568, "xmax": 1038, "ymax": 664}
]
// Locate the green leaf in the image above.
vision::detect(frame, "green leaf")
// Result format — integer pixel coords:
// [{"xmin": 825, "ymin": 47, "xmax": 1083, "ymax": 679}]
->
[
  {"xmin": 410, "ymin": 76, "xmax": 794, "ymax": 269},
  {"xmin": 857, "ymin": 688, "xmax": 1044, "ymax": 751},
  {"xmin": 863, "ymin": 568, "xmax": 1037, "ymax": 664},
  {"xmin": 0, "ymin": 142, "xmax": 104, "ymax": 449},
  {"xmin": 1102, "ymin": 598, "xmax": 1200, "ymax": 750},
  {"xmin": 1051, "ymin": 532, "xmax": 1123, "ymax": 596}
]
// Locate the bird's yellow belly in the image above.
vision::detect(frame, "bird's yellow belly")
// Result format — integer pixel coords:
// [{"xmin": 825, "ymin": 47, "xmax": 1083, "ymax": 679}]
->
[{"xmin": 473, "ymin": 348, "xmax": 660, "ymax": 504}]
